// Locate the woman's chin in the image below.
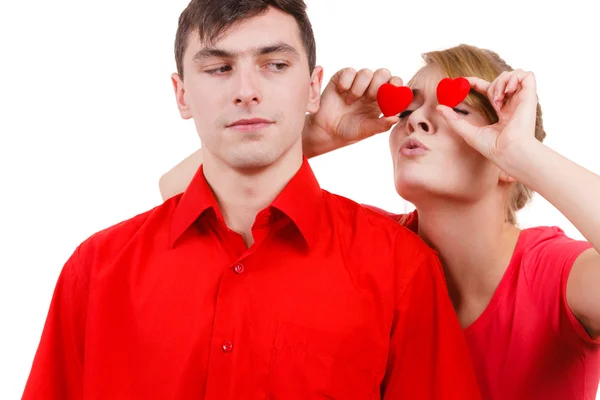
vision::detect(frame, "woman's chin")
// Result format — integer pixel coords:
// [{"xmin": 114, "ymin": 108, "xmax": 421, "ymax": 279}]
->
[{"xmin": 394, "ymin": 177, "xmax": 430, "ymax": 202}]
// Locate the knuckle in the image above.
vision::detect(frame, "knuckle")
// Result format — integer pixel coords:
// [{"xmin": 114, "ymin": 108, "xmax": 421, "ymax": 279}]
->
[
  {"xmin": 358, "ymin": 68, "xmax": 374, "ymax": 77},
  {"xmin": 375, "ymin": 68, "xmax": 391, "ymax": 77},
  {"xmin": 342, "ymin": 68, "xmax": 357, "ymax": 79}
]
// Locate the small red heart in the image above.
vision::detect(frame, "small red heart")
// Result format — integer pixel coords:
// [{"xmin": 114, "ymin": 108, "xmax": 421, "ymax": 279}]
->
[
  {"xmin": 377, "ymin": 84, "xmax": 413, "ymax": 117},
  {"xmin": 436, "ymin": 77, "xmax": 470, "ymax": 108}
]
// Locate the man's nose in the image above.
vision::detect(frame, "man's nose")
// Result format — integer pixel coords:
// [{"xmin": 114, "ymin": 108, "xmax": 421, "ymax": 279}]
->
[{"xmin": 232, "ymin": 68, "xmax": 262, "ymax": 107}]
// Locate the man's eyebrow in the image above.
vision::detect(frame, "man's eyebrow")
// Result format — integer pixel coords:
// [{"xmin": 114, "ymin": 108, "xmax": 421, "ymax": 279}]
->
[
  {"xmin": 257, "ymin": 43, "xmax": 300, "ymax": 57},
  {"xmin": 192, "ymin": 42, "xmax": 300, "ymax": 63},
  {"xmin": 193, "ymin": 48, "xmax": 234, "ymax": 63}
]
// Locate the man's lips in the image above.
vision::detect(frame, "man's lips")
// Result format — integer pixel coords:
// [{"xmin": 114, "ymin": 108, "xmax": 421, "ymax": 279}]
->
[{"xmin": 226, "ymin": 118, "xmax": 274, "ymax": 131}]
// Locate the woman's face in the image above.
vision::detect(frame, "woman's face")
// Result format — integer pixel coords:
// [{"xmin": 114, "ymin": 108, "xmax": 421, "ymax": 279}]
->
[{"xmin": 389, "ymin": 65, "xmax": 503, "ymax": 205}]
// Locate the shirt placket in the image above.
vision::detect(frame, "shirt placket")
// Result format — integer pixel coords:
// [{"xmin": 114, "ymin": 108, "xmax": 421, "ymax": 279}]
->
[{"xmin": 203, "ymin": 209, "xmax": 279, "ymax": 399}]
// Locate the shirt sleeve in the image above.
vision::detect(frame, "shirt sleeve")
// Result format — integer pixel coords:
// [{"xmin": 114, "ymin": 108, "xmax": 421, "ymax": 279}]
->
[
  {"xmin": 22, "ymin": 245, "xmax": 89, "ymax": 400},
  {"xmin": 523, "ymin": 228, "xmax": 596, "ymax": 346},
  {"xmin": 381, "ymin": 233, "xmax": 482, "ymax": 399}
]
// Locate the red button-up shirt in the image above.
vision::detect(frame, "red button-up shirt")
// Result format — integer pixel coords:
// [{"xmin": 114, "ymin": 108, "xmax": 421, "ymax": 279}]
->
[{"xmin": 23, "ymin": 159, "xmax": 481, "ymax": 399}]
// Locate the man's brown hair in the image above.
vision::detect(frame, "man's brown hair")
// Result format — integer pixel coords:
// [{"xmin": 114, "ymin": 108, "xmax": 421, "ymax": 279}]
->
[{"xmin": 175, "ymin": 0, "xmax": 317, "ymax": 80}]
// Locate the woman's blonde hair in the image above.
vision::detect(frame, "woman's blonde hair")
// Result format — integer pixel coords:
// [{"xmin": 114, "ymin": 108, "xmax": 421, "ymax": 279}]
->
[{"xmin": 421, "ymin": 44, "xmax": 546, "ymax": 224}]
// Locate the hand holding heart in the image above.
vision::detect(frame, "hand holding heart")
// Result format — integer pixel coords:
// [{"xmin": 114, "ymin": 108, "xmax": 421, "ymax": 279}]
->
[
  {"xmin": 309, "ymin": 68, "xmax": 403, "ymax": 146},
  {"xmin": 436, "ymin": 69, "xmax": 539, "ymax": 167}
]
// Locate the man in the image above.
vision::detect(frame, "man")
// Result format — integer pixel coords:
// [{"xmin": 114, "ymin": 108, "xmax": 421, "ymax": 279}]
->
[{"xmin": 23, "ymin": 0, "xmax": 481, "ymax": 398}]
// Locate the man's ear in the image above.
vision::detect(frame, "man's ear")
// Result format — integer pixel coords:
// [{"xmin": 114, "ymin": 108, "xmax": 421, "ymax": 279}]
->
[
  {"xmin": 172, "ymin": 73, "xmax": 192, "ymax": 120},
  {"xmin": 306, "ymin": 65, "xmax": 324, "ymax": 114}
]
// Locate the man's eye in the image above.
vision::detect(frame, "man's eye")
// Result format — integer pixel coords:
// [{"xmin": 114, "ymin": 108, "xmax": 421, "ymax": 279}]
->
[
  {"xmin": 205, "ymin": 65, "xmax": 232, "ymax": 75},
  {"xmin": 398, "ymin": 110, "xmax": 413, "ymax": 119},
  {"xmin": 265, "ymin": 62, "xmax": 289, "ymax": 72}
]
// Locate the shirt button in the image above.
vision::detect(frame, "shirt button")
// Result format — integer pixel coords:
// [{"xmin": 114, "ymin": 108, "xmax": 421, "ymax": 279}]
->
[
  {"xmin": 233, "ymin": 264, "xmax": 245, "ymax": 274},
  {"xmin": 222, "ymin": 341, "xmax": 233, "ymax": 353}
]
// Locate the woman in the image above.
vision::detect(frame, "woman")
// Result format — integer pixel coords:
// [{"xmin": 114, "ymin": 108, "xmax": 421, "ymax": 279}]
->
[{"xmin": 159, "ymin": 44, "xmax": 600, "ymax": 399}]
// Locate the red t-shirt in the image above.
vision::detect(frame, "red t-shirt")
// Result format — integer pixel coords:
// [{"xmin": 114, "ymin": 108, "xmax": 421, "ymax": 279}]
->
[
  {"xmin": 23, "ymin": 160, "xmax": 481, "ymax": 399},
  {"xmin": 370, "ymin": 207, "xmax": 600, "ymax": 399}
]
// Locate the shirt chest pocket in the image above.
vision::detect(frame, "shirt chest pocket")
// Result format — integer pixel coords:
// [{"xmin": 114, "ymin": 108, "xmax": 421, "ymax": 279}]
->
[{"xmin": 267, "ymin": 322, "xmax": 387, "ymax": 400}]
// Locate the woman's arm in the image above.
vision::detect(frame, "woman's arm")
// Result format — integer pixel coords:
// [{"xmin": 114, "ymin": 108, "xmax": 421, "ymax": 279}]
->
[
  {"xmin": 504, "ymin": 139, "xmax": 600, "ymax": 339},
  {"xmin": 159, "ymin": 149, "xmax": 203, "ymax": 200}
]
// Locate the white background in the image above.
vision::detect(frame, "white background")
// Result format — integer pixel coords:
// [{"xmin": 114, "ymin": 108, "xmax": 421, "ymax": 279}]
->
[{"xmin": 1, "ymin": 0, "xmax": 599, "ymax": 398}]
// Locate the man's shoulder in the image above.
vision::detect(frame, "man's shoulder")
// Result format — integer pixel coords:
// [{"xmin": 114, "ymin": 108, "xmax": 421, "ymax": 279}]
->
[
  {"xmin": 321, "ymin": 190, "xmax": 428, "ymax": 248},
  {"xmin": 320, "ymin": 191, "xmax": 440, "ymax": 281}
]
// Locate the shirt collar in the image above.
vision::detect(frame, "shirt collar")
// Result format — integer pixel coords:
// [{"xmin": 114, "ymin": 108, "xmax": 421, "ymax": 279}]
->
[
  {"xmin": 169, "ymin": 156, "xmax": 322, "ymax": 249},
  {"xmin": 169, "ymin": 163, "xmax": 220, "ymax": 248},
  {"xmin": 270, "ymin": 156, "xmax": 322, "ymax": 248},
  {"xmin": 404, "ymin": 210, "xmax": 419, "ymax": 233}
]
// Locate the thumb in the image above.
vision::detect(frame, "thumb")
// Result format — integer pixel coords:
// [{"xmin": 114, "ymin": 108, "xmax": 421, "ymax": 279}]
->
[
  {"xmin": 362, "ymin": 116, "xmax": 399, "ymax": 137},
  {"xmin": 389, "ymin": 76, "xmax": 404, "ymax": 87}
]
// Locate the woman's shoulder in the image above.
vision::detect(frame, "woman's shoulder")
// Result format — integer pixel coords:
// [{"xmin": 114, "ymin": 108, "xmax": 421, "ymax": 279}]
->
[
  {"xmin": 513, "ymin": 225, "xmax": 591, "ymax": 289},
  {"xmin": 517, "ymin": 225, "xmax": 590, "ymax": 258}
]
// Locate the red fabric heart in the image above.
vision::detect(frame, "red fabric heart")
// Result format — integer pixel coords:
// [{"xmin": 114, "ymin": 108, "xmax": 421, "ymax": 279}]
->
[
  {"xmin": 436, "ymin": 77, "xmax": 470, "ymax": 108},
  {"xmin": 377, "ymin": 84, "xmax": 413, "ymax": 117}
]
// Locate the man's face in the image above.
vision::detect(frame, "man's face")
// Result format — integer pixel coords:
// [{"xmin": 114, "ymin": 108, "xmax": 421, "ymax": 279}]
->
[{"xmin": 173, "ymin": 7, "xmax": 322, "ymax": 170}]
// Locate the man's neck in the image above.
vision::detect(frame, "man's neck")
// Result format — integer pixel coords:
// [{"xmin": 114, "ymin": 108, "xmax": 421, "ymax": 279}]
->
[
  {"xmin": 202, "ymin": 147, "xmax": 303, "ymax": 247},
  {"xmin": 415, "ymin": 193, "xmax": 521, "ymax": 316}
]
